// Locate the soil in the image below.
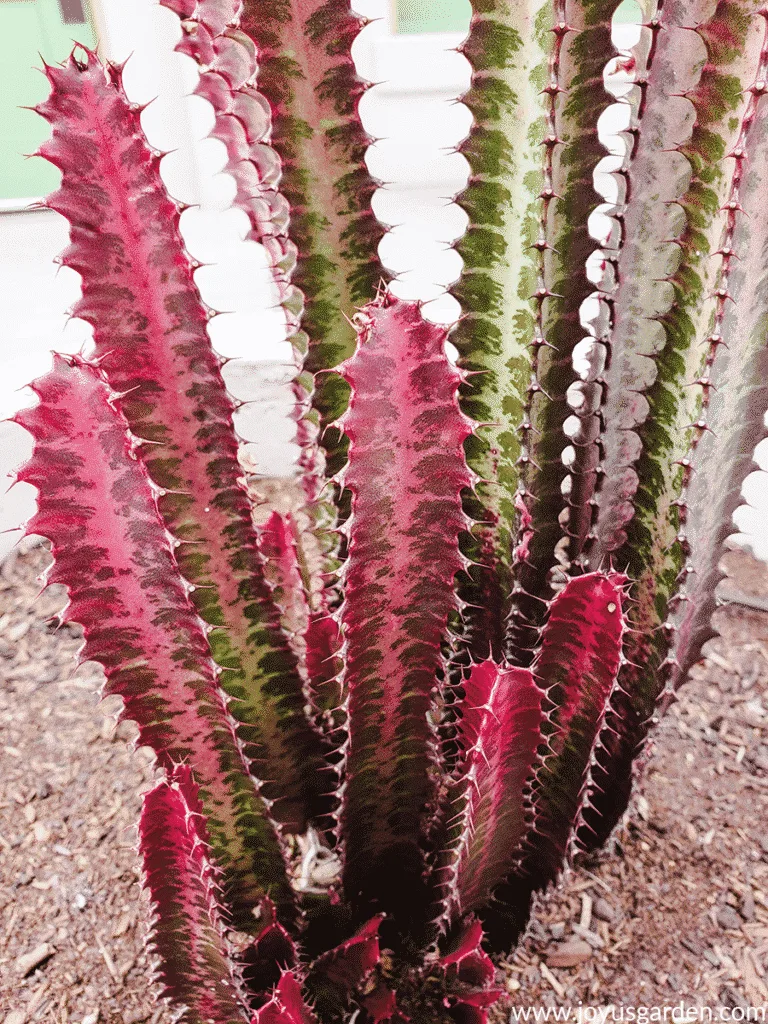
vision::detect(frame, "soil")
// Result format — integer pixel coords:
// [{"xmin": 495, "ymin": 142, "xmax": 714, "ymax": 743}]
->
[{"xmin": 1, "ymin": 539, "xmax": 768, "ymax": 1021}]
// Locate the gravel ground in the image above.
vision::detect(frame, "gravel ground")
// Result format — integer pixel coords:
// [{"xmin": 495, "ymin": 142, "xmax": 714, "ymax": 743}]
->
[{"xmin": 1, "ymin": 539, "xmax": 767, "ymax": 1021}]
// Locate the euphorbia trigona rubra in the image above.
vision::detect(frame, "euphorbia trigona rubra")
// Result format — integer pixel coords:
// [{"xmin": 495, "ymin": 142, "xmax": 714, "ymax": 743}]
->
[{"xmin": 17, "ymin": 0, "xmax": 768, "ymax": 1017}]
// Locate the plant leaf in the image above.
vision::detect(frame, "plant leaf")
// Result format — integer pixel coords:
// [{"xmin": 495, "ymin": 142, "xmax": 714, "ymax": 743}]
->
[
  {"xmin": 240, "ymin": 898, "xmax": 298, "ymax": 1004},
  {"xmin": 251, "ymin": 972, "xmax": 319, "ymax": 1024},
  {"xmin": 17, "ymin": 355, "xmax": 296, "ymax": 930},
  {"xmin": 35, "ymin": 51, "xmax": 327, "ymax": 839},
  {"xmin": 338, "ymin": 295, "xmax": 473, "ymax": 929},
  {"xmin": 306, "ymin": 915, "xmax": 383, "ymax": 1017},
  {"xmin": 162, "ymin": 0, "xmax": 340, "ymax": 584},
  {"xmin": 592, "ymin": 0, "xmax": 766, "ymax": 562},
  {"xmin": 439, "ymin": 922, "xmax": 503, "ymax": 1024}
]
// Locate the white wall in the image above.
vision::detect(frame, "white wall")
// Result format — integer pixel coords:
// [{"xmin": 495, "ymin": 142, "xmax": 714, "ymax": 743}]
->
[{"xmin": 2, "ymin": 1, "xmax": 768, "ymax": 565}]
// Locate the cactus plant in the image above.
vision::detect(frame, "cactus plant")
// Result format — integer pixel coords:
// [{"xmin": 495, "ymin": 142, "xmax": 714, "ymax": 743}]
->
[{"xmin": 16, "ymin": 0, "xmax": 768, "ymax": 1018}]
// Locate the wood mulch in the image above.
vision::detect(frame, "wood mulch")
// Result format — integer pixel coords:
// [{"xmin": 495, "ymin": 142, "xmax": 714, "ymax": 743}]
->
[{"xmin": 1, "ymin": 539, "xmax": 767, "ymax": 1022}]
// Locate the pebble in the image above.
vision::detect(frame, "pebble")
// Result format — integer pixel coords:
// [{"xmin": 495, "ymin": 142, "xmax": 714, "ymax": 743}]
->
[
  {"xmin": 571, "ymin": 924, "xmax": 605, "ymax": 948},
  {"xmin": 639, "ymin": 958, "xmax": 656, "ymax": 974},
  {"xmin": 593, "ymin": 897, "xmax": 616, "ymax": 923},
  {"xmin": 716, "ymin": 905, "xmax": 743, "ymax": 931},
  {"xmin": 15, "ymin": 942, "xmax": 54, "ymax": 977},
  {"xmin": 32, "ymin": 822, "xmax": 50, "ymax": 843},
  {"xmin": 4, "ymin": 1012, "xmax": 26, "ymax": 1024},
  {"xmin": 740, "ymin": 891, "xmax": 756, "ymax": 922},
  {"xmin": 81, "ymin": 1014, "xmax": 99, "ymax": 1024},
  {"xmin": 546, "ymin": 940, "xmax": 592, "ymax": 968},
  {"xmin": 7, "ymin": 620, "xmax": 30, "ymax": 643},
  {"xmin": 550, "ymin": 922, "xmax": 566, "ymax": 939},
  {"xmin": 123, "ymin": 1011, "xmax": 150, "ymax": 1024},
  {"xmin": 720, "ymin": 986, "xmax": 749, "ymax": 1011}
]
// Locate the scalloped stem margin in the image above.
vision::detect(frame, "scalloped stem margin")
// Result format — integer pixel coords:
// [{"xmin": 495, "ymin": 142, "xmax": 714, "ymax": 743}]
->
[
  {"xmin": 337, "ymin": 295, "xmax": 474, "ymax": 929},
  {"xmin": 16, "ymin": 356, "xmax": 296, "ymax": 928},
  {"xmin": 35, "ymin": 51, "xmax": 329, "ymax": 840}
]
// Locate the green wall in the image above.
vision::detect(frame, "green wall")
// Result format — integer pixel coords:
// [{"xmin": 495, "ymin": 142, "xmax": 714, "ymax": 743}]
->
[
  {"xmin": 0, "ymin": 0, "xmax": 96, "ymax": 204},
  {"xmin": 393, "ymin": 0, "xmax": 471, "ymax": 34}
]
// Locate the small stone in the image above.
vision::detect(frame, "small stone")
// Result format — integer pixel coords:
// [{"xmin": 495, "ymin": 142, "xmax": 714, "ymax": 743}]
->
[
  {"xmin": 740, "ymin": 891, "xmax": 756, "ymax": 922},
  {"xmin": 550, "ymin": 922, "xmax": 566, "ymax": 939},
  {"xmin": 32, "ymin": 822, "xmax": 50, "ymax": 843},
  {"xmin": 4, "ymin": 1012, "xmax": 26, "ymax": 1024},
  {"xmin": 639, "ymin": 958, "xmax": 655, "ymax": 974},
  {"xmin": 81, "ymin": 1013, "xmax": 100, "ymax": 1024},
  {"xmin": 668, "ymin": 973, "xmax": 681, "ymax": 992},
  {"xmin": 74, "ymin": 893, "xmax": 88, "ymax": 911},
  {"xmin": 546, "ymin": 940, "xmax": 592, "ymax": 968},
  {"xmin": 593, "ymin": 897, "xmax": 616, "ymax": 923},
  {"xmin": 15, "ymin": 942, "xmax": 54, "ymax": 977},
  {"xmin": 720, "ymin": 987, "xmax": 749, "ymax": 1011},
  {"xmin": 123, "ymin": 1011, "xmax": 149, "ymax": 1024},
  {"xmin": 571, "ymin": 924, "xmax": 604, "ymax": 948},
  {"xmin": 716, "ymin": 905, "xmax": 743, "ymax": 931},
  {"xmin": 7, "ymin": 620, "xmax": 30, "ymax": 642}
]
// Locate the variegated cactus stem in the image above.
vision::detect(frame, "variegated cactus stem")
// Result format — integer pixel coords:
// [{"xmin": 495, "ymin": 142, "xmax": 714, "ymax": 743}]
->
[
  {"xmin": 35, "ymin": 49, "xmax": 333, "ymax": 847},
  {"xmin": 140, "ymin": 766, "xmax": 253, "ymax": 1019},
  {"xmin": 159, "ymin": 0, "xmax": 335, "ymax": 518},
  {"xmin": 337, "ymin": 294, "xmax": 475, "ymax": 931},
  {"xmin": 454, "ymin": 0, "xmax": 625, "ymax": 661},
  {"xmin": 576, "ymin": 0, "xmax": 768, "ymax": 849},
  {"xmin": 239, "ymin": 0, "xmax": 386, "ymax": 475},
  {"xmin": 475, "ymin": 573, "xmax": 627, "ymax": 945},
  {"xmin": 17, "ymin": 355, "xmax": 296, "ymax": 929}
]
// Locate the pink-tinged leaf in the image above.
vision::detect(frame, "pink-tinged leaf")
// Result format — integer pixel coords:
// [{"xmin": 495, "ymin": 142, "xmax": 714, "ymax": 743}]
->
[
  {"xmin": 360, "ymin": 985, "xmax": 409, "ymax": 1024},
  {"xmin": 159, "ymin": 0, "xmax": 196, "ymax": 17},
  {"xmin": 314, "ymin": 914, "xmax": 382, "ymax": 990},
  {"xmin": 306, "ymin": 915, "xmax": 383, "ymax": 1016},
  {"xmin": 434, "ymin": 663, "xmax": 542, "ymax": 923},
  {"xmin": 251, "ymin": 973, "xmax": 318, "ymax": 1024},
  {"xmin": 240, "ymin": 899, "xmax": 297, "ymax": 1004},
  {"xmin": 580, "ymin": 9, "xmax": 768, "ymax": 853},
  {"xmin": 445, "ymin": 989, "xmax": 504, "ymax": 1024},
  {"xmin": 439, "ymin": 919, "xmax": 495, "ymax": 990},
  {"xmin": 17, "ymin": 356, "xmax": 296, "ymax": 926},
  {"xmin": 338, "ymin": 295, "xmax": 473, "ymax": 927},
  {"xmin": 140, "ymin": 767, "xmax": 250, "ymax": 1022},
  {"xmin": 525, "ymin": 573, "xmax": 627, "ymax": 879},
  {"xmin": 35, "ymin": 52, "xmax": 328, "ymax": 846},
  {"xmin": 439, "ymin": 921, "xmax": 502, "ymax": 1024}
]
